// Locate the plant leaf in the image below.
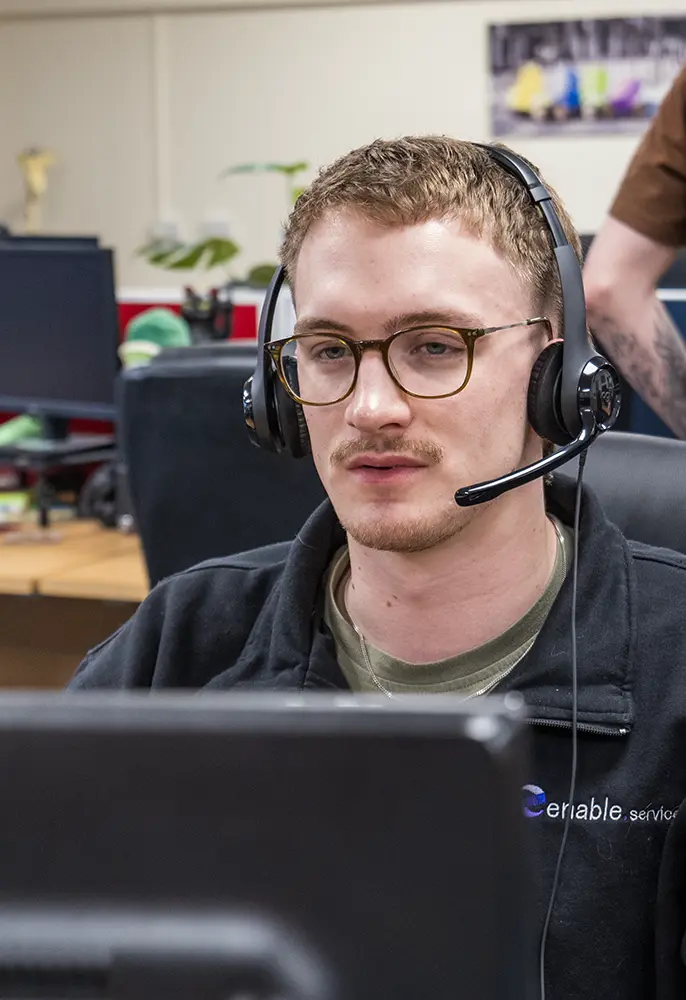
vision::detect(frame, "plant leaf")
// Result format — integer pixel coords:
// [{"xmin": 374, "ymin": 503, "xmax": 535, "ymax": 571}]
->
[
  {"xmin": 150, "ymin": 247, "xmax": 186, "ymax": 265},
  {"xmin": 139, "ymin": 236, "xmax": 242, "ymax": 271},
  {"xmin": 219, "ymin": 162, "xmax": 273, "ymax": 177},
  {"xmin": 280, "ymin": 161, "xmax": 309, "ymax": 176},
  {"xmin": 137, "ymin": 238, "xmax": 184, "ymax": 263},
  {"xmin": 164, "ymin": 242, "xmax": 209, "ymax": 270},
  {"xmin": 219, "ymin": 160, "xmax": 309, "ymax": 179},
  {"xmin": 204, "ymin": 237, "xmax": 241, "ymax": 268},
  {"xmin": 246, "ymin": 262, "xmax": 278, "ymax": 287},
  {"xmin": 164, "ymin": 238, "xmax": 241, "ymax": 271}
]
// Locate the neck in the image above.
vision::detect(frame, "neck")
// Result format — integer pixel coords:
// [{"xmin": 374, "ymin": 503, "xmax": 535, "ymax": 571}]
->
[{"xmin": 344, "ymin": 483, "xmax": 559, "ymax": 663}]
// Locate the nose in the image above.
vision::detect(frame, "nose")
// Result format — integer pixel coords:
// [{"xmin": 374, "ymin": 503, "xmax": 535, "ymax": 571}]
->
[{"xmin": 344, "ymin": 350, "xmax": 412, "ymax": 434}]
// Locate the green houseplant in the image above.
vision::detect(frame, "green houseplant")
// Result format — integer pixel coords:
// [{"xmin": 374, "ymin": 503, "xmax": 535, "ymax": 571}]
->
[{"xmin": 138, "ymin": 160, "xmax": 309, "ymax": 287}]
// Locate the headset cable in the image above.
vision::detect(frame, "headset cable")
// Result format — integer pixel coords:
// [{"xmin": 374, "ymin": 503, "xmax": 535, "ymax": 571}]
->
[{"xmin": 538, "ymin": 451, "xmax": 587, "ymax": 1000}]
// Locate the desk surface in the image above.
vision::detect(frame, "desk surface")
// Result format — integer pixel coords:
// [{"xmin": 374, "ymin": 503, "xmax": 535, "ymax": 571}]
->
[
  {"xmin": 41, "ymin": 548, "xmax": 148, "ymax": 603},
  {"xmin": 0, "ymin": 520, "xmax": 148, "ymax": 602}
]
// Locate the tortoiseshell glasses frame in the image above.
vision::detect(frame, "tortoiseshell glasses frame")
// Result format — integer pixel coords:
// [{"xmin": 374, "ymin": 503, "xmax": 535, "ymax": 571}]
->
[{"xmin": 265, "ymin": 317, "xmax": 553, "ymax": 406}]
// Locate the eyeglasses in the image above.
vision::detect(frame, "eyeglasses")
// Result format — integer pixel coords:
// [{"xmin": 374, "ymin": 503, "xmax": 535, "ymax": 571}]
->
[{"xmin": 266, "ymin": 318, "xmax": 552, "ymax": 406}]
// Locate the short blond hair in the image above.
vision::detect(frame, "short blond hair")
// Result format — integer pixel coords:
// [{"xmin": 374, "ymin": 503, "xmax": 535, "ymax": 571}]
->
[{"xmin": 280, "ymin": 135, "xmax": 581, "ymax": 329}]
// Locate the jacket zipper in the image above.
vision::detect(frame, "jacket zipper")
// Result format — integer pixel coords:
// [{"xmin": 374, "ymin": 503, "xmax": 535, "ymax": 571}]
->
[
  {"xmin": 472, "ymin": 666, "xmax": 630, "ymax": 737},
  {"xmin": 528, "ymin": 717, "xmax": 629, "ymax": 737}
]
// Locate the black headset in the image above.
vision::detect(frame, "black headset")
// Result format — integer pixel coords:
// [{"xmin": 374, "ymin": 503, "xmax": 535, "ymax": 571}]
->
[{"xmin": 243, "ymin": 143, "xmax": 621, "ymax": 505}]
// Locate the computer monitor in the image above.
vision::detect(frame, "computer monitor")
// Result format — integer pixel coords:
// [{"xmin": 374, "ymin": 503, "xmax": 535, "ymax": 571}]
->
[
  {"xmin": 0, "ymin": 692, "xmax": 533, "ymax": 1000},
  {"xmin": 0, "ymin": 234, "xmax": 100, "ymax": 251},
  {"xmin": 0, "ymin": 246, "xmax": 119, "ymax": 430}
]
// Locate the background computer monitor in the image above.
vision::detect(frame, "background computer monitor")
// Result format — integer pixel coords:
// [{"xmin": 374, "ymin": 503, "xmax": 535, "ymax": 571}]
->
[
  {"xmin": 0, "ymin": 245, "xmax": 119, "ymax": 429},
  {"xmin": 0, "ymin": 234, "xmax": 100, "ymax": 251},
  {"xmin": 0, "ymin": 692, "xmax": 533, "ymax": 1000}
]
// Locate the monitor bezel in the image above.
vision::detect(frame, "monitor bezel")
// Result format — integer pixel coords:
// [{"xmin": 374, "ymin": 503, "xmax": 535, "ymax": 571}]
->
[{"xmin": 0, "ymin": 246, "xmax": 120, "ymax": 422}]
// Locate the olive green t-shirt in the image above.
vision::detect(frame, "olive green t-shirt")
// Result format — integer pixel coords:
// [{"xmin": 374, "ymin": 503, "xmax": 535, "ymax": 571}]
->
[{"xmin": 323, "ymin": 518, "xmax": 573, "ymax": 697}]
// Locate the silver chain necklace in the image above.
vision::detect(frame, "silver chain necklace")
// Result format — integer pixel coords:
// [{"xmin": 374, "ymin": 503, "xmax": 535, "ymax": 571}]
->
[
  {"xmin": 345, "ymin": 517, "xmax": 566, "ymax": 700},
  {"xmin": 349, "ymin": 614, "xmax": 395, "ymax": 697}
]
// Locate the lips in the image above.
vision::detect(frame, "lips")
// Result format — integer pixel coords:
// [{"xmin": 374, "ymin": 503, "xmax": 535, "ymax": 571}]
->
[
  {"xmin": 346, "ymin": 454, "xmax": 427, "ymax": 471},
  {"xmin": 344, "ymin": 455, "xmax": 429, "ymax": 485}
]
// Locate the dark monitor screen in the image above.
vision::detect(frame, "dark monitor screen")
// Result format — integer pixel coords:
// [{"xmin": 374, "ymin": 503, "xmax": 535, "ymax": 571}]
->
[
  {"xmin": 0, "ymin": 692, "xmax": 533, "ymax": 1000},
  {"xmin": 0, "ymin": 235, "xmax": 100, "ymax": 250},
  {"xmin": 0, "ymin": 247, "xmax": 119, "ymax": 420}
]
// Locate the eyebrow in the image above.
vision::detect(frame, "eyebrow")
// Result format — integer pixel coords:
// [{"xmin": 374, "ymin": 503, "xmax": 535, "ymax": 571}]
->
[{"xmin": 292, "ymin": 309, "xmax": 486, "ymax": 338}]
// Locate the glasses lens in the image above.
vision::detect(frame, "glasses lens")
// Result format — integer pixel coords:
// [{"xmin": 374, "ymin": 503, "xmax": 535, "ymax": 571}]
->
[
  {"xmin": 281, "ymin": 335, "xmax": 356, "ymax": 404},
  {"xmin": 388, "ymin": 328, "xmax": 470, "ymax": 397}
]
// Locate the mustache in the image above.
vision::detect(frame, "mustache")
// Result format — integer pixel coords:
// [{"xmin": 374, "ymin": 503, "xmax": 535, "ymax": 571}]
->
[{"xmin": 330, "ymin": 437, "xmax": 444, "ymax": 467}]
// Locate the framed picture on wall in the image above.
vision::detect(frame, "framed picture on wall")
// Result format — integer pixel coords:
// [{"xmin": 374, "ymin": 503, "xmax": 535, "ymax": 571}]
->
[{"xmin": 489, "ymin": 16, "xmax": 686, "ymax": 138}]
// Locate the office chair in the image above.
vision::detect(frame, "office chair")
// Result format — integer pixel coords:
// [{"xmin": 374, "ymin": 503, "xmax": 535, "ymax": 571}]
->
[
  {"xmin": 117, "ymin": 349, "xmax": 325, "ymax": 586},
  {"xmin": 155, "ymin": 342, "xmax": 257, "ymax": 363},
  {"xmin": 565, "ymin": 431, "xmax": 686, "ymax": 555}
]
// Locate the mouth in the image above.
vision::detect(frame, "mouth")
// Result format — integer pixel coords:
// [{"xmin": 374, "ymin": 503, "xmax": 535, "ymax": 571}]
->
[
  {"xmin": 346, "ymin": 454, "xmax": 427, "ymax": 470},
  {"xmin": 344, "ymin": 455, "xmax": 428, "ymax": 483}
]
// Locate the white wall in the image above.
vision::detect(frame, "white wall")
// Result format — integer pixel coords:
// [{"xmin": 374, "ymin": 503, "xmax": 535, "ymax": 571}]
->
[
  {"xmin": 0, "ymin": 0, "xmax": 363, "ymax": 12},
  {"xmin": 0, "ymin": 15, "xmax": 157, "ymax": 285},
  {"xmin": 0, "ymin": 0, "xmax": 684, "ymax": 289}
]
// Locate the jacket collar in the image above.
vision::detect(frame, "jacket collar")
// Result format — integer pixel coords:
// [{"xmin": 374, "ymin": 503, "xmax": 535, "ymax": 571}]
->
[
  {"xmin": 259, "ymin": 476, "xmax": 636, "ymax": 729},
  {"xmin": 498, "ymin": 477, "xmax": 635, "ymax": 731}
]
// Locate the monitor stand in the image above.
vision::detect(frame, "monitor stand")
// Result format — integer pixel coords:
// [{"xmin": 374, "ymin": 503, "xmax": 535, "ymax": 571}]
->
[
  {"xmin": 10, "ymin": 416, "xmax": 115, "ymax": 459},
  {"xmin": 0, "ymin": 416, "xmax": 115, "ymax": 543}
]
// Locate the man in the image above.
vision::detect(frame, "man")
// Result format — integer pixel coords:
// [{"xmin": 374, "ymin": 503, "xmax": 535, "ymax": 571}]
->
[
  {"xmin": 584, "ymin": 66, "xmax": 686, "ymax": 437},
  {"xmin": 73, "ymin": 137, "xmax": 686, "ymax": 998}
]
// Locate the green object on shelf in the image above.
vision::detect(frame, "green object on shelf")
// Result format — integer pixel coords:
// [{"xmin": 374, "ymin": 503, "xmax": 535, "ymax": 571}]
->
[
  {"xmin": 0, "ymin": 414, "xmax": 42, "ymax": 446},
  {"xmin": 119, "ymin": 308, "xmax": 192, "ymax": 367}
]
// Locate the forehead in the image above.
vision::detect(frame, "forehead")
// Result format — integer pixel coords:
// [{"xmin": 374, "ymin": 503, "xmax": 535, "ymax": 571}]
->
[{"xmin": 293, "ymin": 208, "xmax": 536, "ymax": 329}]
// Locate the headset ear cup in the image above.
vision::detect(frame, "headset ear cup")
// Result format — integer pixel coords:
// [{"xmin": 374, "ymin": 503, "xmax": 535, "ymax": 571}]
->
[
  {"xmin": 527, "ymin": 341, "xmax": 571, "ymax": 446},
  {"xmin": 274, "ymin": 380, "xmax": 311, "ymax": 458},
  {"xmin": 293, "ymin": 402, "xmax": 311, "ymax": 458},
  {"xmin": 277, "ymin": 354, "xmax": 311, "ymax": 458}
]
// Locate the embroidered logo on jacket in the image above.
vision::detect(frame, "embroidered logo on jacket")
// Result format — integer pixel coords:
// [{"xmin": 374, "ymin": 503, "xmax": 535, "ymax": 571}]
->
[{"xmin": 522, "ymin": 784, "xmax": 677, "ymax": 824}]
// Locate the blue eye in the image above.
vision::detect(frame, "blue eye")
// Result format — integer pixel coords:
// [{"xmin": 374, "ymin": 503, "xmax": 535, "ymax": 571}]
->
[
  {"xmin": 317, "ymin": 345, "xmax": 348, "ymax": 361},
  {"xmin": 301, "ymin": 338, "xmax": 353, "ymax": 363},
  {"xmin": 401, "ymin": 332, "xmax": 466, "ymax": 358}
]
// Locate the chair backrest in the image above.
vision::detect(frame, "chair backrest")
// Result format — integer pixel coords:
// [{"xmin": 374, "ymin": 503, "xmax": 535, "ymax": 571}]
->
[
  {"xmin": 118, "ymin": 351, "xmax": 326, "ymax": 586},
  {"xmin": 156, "ymin": 342, "xmax": 257, "ymax": 363},
  {"xmin": 565, "ymin": 431, "xmax": 686, "ymax": 554}
]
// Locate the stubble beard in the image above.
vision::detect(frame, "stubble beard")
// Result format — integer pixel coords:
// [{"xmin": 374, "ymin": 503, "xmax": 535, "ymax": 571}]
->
[
  {"xmin": 329, "ymin": 435, "xmax": 467, "ymax": 552},
  {"xmin": 338, "ymin": 495, "xmax": 472, "ymax": 553}
]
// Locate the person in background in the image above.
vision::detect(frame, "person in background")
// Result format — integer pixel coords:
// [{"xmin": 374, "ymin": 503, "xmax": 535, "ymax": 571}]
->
[{"xmin": 584, "ymin": 66, "xmax": 686, "ymax": 436}]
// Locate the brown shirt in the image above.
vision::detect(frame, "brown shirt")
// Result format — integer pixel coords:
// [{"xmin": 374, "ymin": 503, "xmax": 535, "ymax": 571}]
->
[{"xmin": 611, "ymin": 66, "xmax": 686, "ymax": 247}]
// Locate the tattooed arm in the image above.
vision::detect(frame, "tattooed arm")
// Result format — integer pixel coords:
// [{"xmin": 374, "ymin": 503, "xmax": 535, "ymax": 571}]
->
[{"xmin": 584, "ymin": 216, "xmax": 686, "ymax": 438}]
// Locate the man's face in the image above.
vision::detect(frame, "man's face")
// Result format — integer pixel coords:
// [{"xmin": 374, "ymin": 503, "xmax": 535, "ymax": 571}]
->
[{"xmin": 293, "ymin": 208, "xmax": 550, "ymax": 552}]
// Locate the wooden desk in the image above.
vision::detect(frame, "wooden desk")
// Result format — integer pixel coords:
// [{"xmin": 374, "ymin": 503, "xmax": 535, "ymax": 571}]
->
[
  {"xmin": 0, "ymin": 594, "xmax": 142, "ymax": 689},
  {"xmin": 0, "ymin": 520, "xmax": 146, "ymax": 597},
  {"xmin": 0, "ymin": 520, "xmax": 149, "ymax": 687},
  {"xmin": 41, "ymin": 544, "xmax": 148, "ymax": 603}
]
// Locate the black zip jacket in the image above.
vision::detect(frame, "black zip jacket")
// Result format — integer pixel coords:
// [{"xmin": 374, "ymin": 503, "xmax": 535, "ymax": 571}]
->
[{"xmin": 72, "ymin": 477, "xmax": 686, "ymax": 999}]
